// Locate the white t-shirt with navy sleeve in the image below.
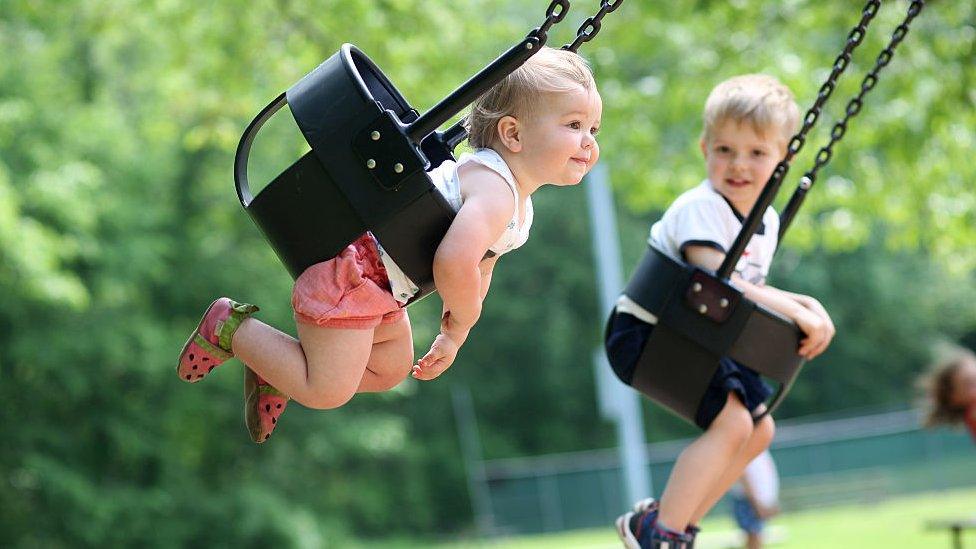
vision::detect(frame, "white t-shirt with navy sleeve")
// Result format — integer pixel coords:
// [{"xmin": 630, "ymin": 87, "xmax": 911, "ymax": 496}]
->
[
  {"xmin": 617, "ymin": 179, "xmax": 779, "ymax": 324},
  {"xmin": 377, "ymin": 148, "xmax": 534, "ymax": 303}
]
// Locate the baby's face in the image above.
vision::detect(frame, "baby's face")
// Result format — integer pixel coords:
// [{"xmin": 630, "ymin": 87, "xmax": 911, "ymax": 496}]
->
[
  {"xmin": 701, "ymin": 119, "xmax": 785, "ymax": 214},
  {"xmin": 951, "ymin": 360, "xmax": 976, "ymax": 410},
  {"xmin": 516, "ymin": 83, "xmax": 602, "ymax": 186}
]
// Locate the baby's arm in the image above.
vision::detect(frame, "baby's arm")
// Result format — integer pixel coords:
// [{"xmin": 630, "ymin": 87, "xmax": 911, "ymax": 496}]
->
[
  {"xmin": 684, "ymin": 245, "xmax": 835, "ymax": 359},
  {"xmin": 412, "ymin": 165, "xmax": 514, "ymax": 381}
]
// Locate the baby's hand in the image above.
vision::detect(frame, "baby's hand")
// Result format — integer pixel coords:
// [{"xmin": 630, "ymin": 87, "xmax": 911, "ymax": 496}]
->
[
  {"xmin": 412, "ymin": 334, "xmax": 461, "ymax": 381},
  {"xmin": 794, "ymin": 307, "xmax": 833, "ymax": 360}
]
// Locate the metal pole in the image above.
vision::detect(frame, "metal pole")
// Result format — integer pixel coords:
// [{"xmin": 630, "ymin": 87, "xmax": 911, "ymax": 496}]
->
[
  {"xmin": 585, "ymin": 162, "xmax": 652, "ymax": 506},
  {"xmin": 451, "ymin": 384, "xmax": 496, "ymax": 536}
]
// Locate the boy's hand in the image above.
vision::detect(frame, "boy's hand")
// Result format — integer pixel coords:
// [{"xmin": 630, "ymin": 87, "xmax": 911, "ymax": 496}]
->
[
  {"xmin": 413, "ymin": 333, "xmax": 461, "ymax": 381},
  {"xmin": 793, "ymin": 307, "xmax": 833, "ymax": 360}
]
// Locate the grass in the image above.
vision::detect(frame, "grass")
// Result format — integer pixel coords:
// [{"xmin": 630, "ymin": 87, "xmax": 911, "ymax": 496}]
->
[{"xmin": 358, "ymin": 487, "xmax": 976, "ymax": 548}]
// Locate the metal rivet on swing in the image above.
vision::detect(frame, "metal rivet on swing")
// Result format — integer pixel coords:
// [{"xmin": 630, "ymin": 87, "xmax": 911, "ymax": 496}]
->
[
  {"xmin": 698, "ymin": 304, "xmax": 708, "ymax": 315},
  {"xmin": 393, "ymin": 163, "xmax": 404, "ymax": 173},
  {"xmin": 371, "ymin": 131, "xmax": 381, "ymax": 141},
  {"xmin": 720, "ymin": 298, "xmax": 729, "ymax": 308},
  {"xmin": 526, "ymin": 43, "xmax": 534, "ymax": 50},
  {"xmin": 366, "ymin": 159, "xmax": 376, "ymax": 169},
  {"xmin": 692, "ymin": 282, "xmax": 702, "ymax": 293}
]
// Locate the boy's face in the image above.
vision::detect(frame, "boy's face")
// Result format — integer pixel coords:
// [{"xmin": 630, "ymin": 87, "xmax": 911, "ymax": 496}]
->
[
  {"xmin": 515, "ymin": 83, "xmax": 602, "ymax": 186},
  {"xmin": 700, "ymin": 118, "xmax": 785, "ymax": 214}
]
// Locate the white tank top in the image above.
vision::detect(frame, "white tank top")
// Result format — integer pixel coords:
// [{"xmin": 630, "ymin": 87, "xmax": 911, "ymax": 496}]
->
[{"xmin": 378, "ymin": 148, "xmax": 534, "ymax": 303}]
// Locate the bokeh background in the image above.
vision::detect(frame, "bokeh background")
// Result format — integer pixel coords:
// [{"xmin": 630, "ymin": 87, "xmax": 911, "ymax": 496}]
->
[{"xmin": 2, "ymin": 0, "xmax": 974, "ymax": 547}]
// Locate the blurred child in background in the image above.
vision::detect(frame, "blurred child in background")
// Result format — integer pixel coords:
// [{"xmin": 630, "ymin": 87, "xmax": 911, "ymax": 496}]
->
[
  {"xmin": 919, "ymin": 344, "xmax": 976, "ymax": 442},
  {"xmin": 729, "ymin": 450, "xmax": 780, "ymax": 549}
]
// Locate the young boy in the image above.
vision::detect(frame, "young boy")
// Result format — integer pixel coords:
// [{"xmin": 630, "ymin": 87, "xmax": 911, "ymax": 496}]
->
[{"xmin": 607, "ymin": 74, "xmax": 835, "ymax": 548}]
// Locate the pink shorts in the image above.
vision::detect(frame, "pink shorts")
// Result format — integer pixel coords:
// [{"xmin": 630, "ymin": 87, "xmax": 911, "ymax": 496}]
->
[{"xmin": 292, "ymin": 233, "xmax": 405, "ymax": 329}]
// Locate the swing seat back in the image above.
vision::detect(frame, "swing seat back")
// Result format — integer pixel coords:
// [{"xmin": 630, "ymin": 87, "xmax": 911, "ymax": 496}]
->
[
  {"xmin": 612, "ymin": 246, "xmax": 805, "ymax": 423},
  {"xmin": 235, "ymin": 44, "xmax": 456, "ymax": 299}
]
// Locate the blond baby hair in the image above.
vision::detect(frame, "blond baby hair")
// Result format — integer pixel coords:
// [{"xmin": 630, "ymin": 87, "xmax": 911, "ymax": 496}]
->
[
  {"xmin": 464, "ymin": 47, "xmax": 595, "ymax": 149},
  {"xmin": 702, "ymin": 74, "xmax": 800, "ymax": 146}
]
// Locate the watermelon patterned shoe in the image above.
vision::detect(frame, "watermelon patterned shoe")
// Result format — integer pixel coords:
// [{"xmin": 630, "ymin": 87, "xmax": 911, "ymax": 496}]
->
[
  {"xmin": 177, "ymin": 298, "xmax": 258, "ymax": 383},
  {"xmin": 244, "ymin": 366, "xmax": 290, "ymax": 444}
]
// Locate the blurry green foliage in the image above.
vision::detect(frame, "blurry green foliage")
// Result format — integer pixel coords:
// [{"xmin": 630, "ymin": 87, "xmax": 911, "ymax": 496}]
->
[{"xmin": 0, "ymin": 0, "xmax": 973, "ymax": 544}]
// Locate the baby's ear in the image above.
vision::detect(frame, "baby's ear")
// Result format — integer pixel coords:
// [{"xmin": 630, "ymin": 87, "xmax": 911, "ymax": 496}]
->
[
  {"xmin": 496, "ymin": 116, "xmax": 522, "ymax": 153},
  {"xmin": 699, "ymin": 137, "xmax": 707, "ymax": 157}
]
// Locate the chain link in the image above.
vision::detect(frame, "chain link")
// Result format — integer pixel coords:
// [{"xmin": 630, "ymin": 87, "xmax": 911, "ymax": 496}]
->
[
  {"xmin": 562, "ymin": 0, "xmax": 626, "ymax": 52},
  {"xmin": 529, "ymin": 0, "xmax": 571, "ymax": 44}
]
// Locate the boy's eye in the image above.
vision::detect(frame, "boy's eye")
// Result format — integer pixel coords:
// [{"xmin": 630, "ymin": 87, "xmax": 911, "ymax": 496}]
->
[
  {"xmin": 591, "ymin": 126, "xmax": 600, "ymax": 136},
  {"xmin": 568, "ymin": 121, "xmax": 582, "ymax": 130},
  {"xmin": 716, "ymin": 145, "xmax": 731, "ymax": 153},
  {"xmin": 752, "ymin": 149, "xmax": 767, "ymax": 157}
]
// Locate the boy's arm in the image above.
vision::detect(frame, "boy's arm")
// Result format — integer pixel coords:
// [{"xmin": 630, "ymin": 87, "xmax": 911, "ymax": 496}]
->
[
  {"xmin": 684, "ymin": 245, "xmax": 834, "ymax": 359},
  {"xmin": 762, "ymin": 286, "xmax": 832, "ymax": 322},
  {"xmin": 413, "ymin": 165, "xmax": 513, "ymax": 380}
]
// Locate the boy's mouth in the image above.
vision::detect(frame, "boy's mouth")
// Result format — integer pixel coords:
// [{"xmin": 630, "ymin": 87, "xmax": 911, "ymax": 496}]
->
[{"xmin": 725, "ymin": 178, "xmax": 750, "ymax": 187}]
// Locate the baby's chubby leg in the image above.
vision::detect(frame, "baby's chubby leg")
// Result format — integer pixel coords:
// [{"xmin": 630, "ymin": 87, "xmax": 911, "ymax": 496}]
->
[
  {"xmin": 232, "ymin": 317, "xmax": 375, "ymax": 410},
  {"xmin": 357, "ymin": 312, "xmax": 414, "ymax": 393},
  {"xmin": 688, "ymin": 413, "xmax": 775, "ymax": 525},
  {"xmin": 656, "ymin": 393, "xmax": 754, "ymax": 532}
]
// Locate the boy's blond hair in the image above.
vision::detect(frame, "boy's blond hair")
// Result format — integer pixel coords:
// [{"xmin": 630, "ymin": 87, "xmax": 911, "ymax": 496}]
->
[
  {"xmin": 464, "ymin": 47, "xmax": 595, "ymax": 149},
  {"xmin": 702, "ymin": 74, "xmax": 800, "ymax": 146}
]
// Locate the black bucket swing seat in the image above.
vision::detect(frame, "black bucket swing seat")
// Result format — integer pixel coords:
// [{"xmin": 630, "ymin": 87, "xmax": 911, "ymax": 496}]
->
[{"xmin": 234, "ymin": 0, "xmax": 624, "ymax": 304}]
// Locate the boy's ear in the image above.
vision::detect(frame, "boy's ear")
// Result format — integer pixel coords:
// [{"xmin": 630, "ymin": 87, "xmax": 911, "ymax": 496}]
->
[
  {"xmin": 496, "ymin": 116, "xmax": 522, "ymax": 153},
  {"xmin": 699, "ymin": 138, "xmax": 707, "ymax": 157}
]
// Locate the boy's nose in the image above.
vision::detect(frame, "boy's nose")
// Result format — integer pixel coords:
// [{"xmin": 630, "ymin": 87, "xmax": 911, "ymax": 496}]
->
[{"xmin": 730, "ymin": 154, "xmax": 747, "ymax": 171}]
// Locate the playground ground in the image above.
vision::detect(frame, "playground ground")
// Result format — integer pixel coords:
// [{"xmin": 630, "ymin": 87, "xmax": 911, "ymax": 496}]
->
[{"xmin": 362, "ymin": 486, "xmax": 976, "ymax": 549}]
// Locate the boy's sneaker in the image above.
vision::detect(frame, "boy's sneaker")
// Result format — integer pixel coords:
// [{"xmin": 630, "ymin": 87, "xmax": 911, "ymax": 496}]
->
[
  {"xmin": 615, "ymin": 501, "xmax": 694, "ymax": 549},
  {"xmin": 629, "ymin": 498, "xmax": 699, "ymax": 547}
]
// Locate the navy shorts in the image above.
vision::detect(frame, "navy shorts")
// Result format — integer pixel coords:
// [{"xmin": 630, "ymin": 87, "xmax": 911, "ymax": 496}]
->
[
  {"xmin": 605, "ymin": 311, "xmax": 772, "ymax": 429},
  {"xmin": 732, "ymin": 495, "xmax": 765, "ymax": 534}
]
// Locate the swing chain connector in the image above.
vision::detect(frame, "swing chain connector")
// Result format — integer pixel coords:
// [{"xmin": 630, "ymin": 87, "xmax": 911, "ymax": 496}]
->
[
  {"xmin": 528, "ymin": 0, "xmax": 571, "ymax": 44},
  {"xmin": 562, "ymin": 0, "xmax": 626, "ymax": 52}
]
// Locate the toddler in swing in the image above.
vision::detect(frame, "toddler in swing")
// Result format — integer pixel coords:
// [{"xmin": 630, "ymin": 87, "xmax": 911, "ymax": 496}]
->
[
  {"xmin": 606, "ymin": 74, "xmax": 835, "ymax": 548},
  {"xmin": 918, "ymin": 344, "xmax": 976, "ymax": 443},
  {"xmin": 177, "ymin": 47, "xmax": 603, "ymax": 443}
]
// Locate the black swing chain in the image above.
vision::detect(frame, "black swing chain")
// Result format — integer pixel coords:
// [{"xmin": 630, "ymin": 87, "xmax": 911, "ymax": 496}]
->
[
  {"xmin": 562, "ymin": 0, "xmax": 626, "ymax": 52},
  {"xmin": 773, "ymin": 0, "xmax": 886, "ymax": 185},
  {"xmin": 717, "ymin": 0, "xmax": 925, "ymax": 278},
  {"xmin": 529, "ymin": 0, "xmax": 571, "ymax": 44},
  {"xmin": 774, "ymin": 0, "xmax": 926, "ymax": 241},
  {"xmin": 797, "ymin": 0, "xmax": 925, "ymax": 191}
]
